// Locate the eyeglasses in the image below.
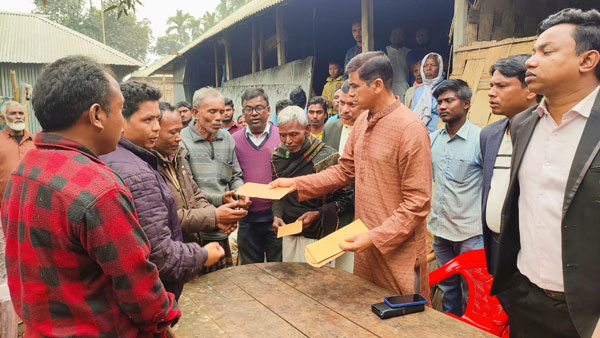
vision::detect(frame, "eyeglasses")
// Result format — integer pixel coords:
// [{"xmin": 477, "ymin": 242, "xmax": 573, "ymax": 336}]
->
[{"xmin": 242, "ymin": 105, "xmax": 266, "ymax": 114}]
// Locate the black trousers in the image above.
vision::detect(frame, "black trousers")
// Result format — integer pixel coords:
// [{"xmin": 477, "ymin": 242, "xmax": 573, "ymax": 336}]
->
[
  {"xmin": 237, "ymin": 218, "xmax": 282, "ymax": 264},
  {"xmin": 489, "ymin": 234, "xmax": 512, "ymax": 316},
  {"xmin": 508, "ymin": 272, "xmax": 579, "ymax": 338}
]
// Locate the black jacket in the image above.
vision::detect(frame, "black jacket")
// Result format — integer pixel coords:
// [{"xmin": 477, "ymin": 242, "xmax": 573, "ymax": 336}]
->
[{"xmin": 490, "ymin": 92, "xmax": 600, "ymax": 337}]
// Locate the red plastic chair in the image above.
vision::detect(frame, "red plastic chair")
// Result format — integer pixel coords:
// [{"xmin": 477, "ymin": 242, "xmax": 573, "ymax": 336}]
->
[{"xmin": 428, "ymin": 248, "xmax": 509, "ymax": 337}]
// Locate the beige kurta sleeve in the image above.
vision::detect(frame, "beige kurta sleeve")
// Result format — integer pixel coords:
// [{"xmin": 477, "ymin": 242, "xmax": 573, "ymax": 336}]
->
[
  {"xmin": 368, "ymin": 121, "xmax": 432, "ymax": 255},
  {"xmin": 295, "ymin": 124, "xmax": 357, "ymax": 201}
]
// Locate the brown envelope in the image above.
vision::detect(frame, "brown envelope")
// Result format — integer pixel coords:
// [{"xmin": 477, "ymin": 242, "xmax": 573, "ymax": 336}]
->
[
  {"xmin": 235, "ymin": 182, "xmax": 293, "ymax": 200},
  {"xmin": 277, "ymin": 220, "xmax": 303, "ymax": 238},
  {"xmin": 304, "ymin": 219, "xmax": 369, "ymax": 267}
]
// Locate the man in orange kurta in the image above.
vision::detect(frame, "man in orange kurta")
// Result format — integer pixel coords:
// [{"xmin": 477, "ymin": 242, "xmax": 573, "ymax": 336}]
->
[
  {"xmin": 0, "ymin": 101, "xmax": 34, "ymax": 202},
  {"xmin": 272, "ymin": 52, "xmax": 432, "ymax": 298}
]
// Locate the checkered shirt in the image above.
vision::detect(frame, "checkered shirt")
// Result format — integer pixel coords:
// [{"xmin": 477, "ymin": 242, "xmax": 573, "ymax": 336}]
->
[{"xmin": 0, "ymin": 133, "xmax": 180, "ymax": 337}]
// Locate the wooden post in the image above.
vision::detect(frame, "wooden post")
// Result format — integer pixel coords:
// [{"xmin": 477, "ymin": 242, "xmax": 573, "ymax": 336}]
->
[
  {"xmin": 224, "ymin": 36, "xmax": 232, "ymax": 81},
  {"xmin": 453, "ymin": 0, "xmax": 468, "ymax": 52},
  {"xmin": 361, "ymin": 0, "xmax": 374, "ymax": 52},
  {"xmin": 10, "ymin": 70, "xmax": 19, "ymax": 102},
  {"xmin": 276, "ymin": 7, "xmax": 286, "ymax": 66},
  {"xmin": 23, "ymin": 84, "xmax": 31, "ymax": 132},
  {"xmin": 252, "ymin": 20, "xmax": 258, "ymax": 73},
  {"xmin": 214, "ymin": 43, "xmax": 219, "ymax": 87},
  {"xmin": 259, "ymin": 19, "xmax": 264, "ymax": 71}
]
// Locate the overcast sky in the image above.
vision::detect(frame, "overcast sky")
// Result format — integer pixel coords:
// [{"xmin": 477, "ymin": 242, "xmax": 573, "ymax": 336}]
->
[{"xmin": 4, "ymin": 0, "xmax": 221, "ymax": 44}]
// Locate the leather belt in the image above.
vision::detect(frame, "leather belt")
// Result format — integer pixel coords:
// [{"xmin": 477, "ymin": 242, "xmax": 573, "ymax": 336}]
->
[{"xmin": 541, "ymin": 288, "xmax": 566, "ymax": 301}]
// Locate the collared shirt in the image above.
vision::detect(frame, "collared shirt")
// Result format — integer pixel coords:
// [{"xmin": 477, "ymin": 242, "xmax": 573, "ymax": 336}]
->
[
  {"xmin": 517, "ymin": 85, "xmax": 599, "ymax": 292},
  {"xmin": 338, "ymin": 124, "xmax": 353, "ymax": 155},
  {"xmin": 486, "ymin": 128, "xmax": 512, "ymax": 233},
  {"xmin": 226, "ymin": 121, "xmax": 241, "ymax": 135},
  {"xmin": 0, "ymin": 128, "xmax": 34, "ymax": 203},
  {"xmin": 429, "ymin": 120, "xmax": 483, "ymax": 241},
  {"xmin": 0, "ymin": 133, "xmax": 180, "ymax": 337},
  {"xmin": 244, "ymin": 123, "xmax": 271, "ymax": 146}
]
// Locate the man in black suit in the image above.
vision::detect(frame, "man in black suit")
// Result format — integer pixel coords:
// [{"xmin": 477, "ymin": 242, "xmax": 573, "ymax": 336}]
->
[
  {"xmin": 322, "ymin": 81, "xmax": 364, "ymax": 153},
  {"xmin": 491, "ymin": 8, "xmax": 600, "ymax": 338},
  {"xmin": 480, "ymin": 55, "xmax": 538, "ymax": 315}
]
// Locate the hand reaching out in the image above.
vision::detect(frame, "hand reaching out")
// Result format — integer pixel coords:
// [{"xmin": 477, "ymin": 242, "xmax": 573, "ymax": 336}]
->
[
  {"xmin": 296, "ymin": 211, "xmax": 320, "ymax": 229},
  {"xmin": 203, "ymin": 242, "xmax": 225, "ymax": 266},
  {"xmin": 272, "ymin": 216, "xmax": 286, "ymax": 233}
]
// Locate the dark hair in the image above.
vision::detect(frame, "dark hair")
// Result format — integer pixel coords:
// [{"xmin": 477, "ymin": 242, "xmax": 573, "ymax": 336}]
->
[
  {"xmin": 32, "ymin": 55, "xmax": 116, "ymax": 132},
  {"xmin": 175, "ymin": 101, "xmax": 192, "ymax": 110},
  {"xmin": 237, "ymin": 115, "xmax": 244, "ymax": 123},
  {"xmin": 120, "ymin": 81, "xmax": 162, "ymax": 120},
  {"xmin": 307, "ymin": 96, "xmax": 327, "ymax": 111},
  {"xmin": 159, "ymin": 101, "xmax": 174, "ymax": 112},
  {"xmin": 433, "ymin": 79, "xmax": 472, "ymax": 102},
  {"xmin": 275, "ymin": 99, "xmax": 292, "ymax": 113},
  {"xmin": 490, "ymin": 54, "xmax": 530, "ymax": 87},
  {"xmin": 340, "ymin": 80, "xmax": 351, "ymax": 94},
  {"xmin": 329, "ymin": 61, "xmax": 342, "ymax": 68},
  {"xmin": 538, "ymin": 8, "xmax": 600, "ymax": 78},
  {"xmin": 158, "ymin": 101, "xmax": 174, "ymax": 122},
  {"xmin": 346, "ymin": 51, "xmax": 394, "ymax": 90},
  {"xmin": 224, "ymin": 97, "xmax": 234, "ymax": 108},
  {"xmin": 289, "ymin": 87, "xmax": 307, "ymax": 108},
  {"xmin": 241, "ymin": 87, "xmax": 269, "ymax": 106}
]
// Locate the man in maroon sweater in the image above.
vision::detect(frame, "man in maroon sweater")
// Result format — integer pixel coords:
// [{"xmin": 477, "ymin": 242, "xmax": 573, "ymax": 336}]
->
[{"xmin": 233, "ymin": 88, "xmax": 282, "ymax": 264}]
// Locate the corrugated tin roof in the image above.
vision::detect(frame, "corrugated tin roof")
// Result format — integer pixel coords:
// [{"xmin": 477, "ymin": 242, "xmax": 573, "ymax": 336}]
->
[
  {"xmin": 151, "ymin": 0, "xmax": 284, "ymax": 75},
  {"xmin": 0, "ymin": 11, "xmax": 142, "ymax": 66},
  {"xmin": 179, "ymin": 0, "xmax": 285, "ymax": 55},
  {"xmin": 128, "ymin": 55, "xmax": 177, "ymax": 78}
]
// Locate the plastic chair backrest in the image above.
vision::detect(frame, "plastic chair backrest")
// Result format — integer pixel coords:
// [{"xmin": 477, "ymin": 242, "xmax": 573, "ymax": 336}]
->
[{"xmin": 428, "ymin": 249, "xmax": 508, "ymax": 336}]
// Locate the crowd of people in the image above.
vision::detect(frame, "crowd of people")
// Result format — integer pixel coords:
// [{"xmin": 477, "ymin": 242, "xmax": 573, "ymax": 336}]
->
[{"xmin": 0, "ymin": 7, "xmax": 598, "ymax": 338}]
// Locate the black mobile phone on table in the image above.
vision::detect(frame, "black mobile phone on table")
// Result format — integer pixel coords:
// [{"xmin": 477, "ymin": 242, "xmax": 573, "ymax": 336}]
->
[
  {"xmin": 384, "ymin": 293, "xmax": 427, "ymax": 308},
  {"xmin": 371, "ymin": 301, "xmax": 424, "ymax": 319}
]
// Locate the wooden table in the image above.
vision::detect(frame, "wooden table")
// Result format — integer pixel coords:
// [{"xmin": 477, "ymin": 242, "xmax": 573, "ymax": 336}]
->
[{"xmin": 171, "ymin": 263, "xmax": 494, "ymax": 338}]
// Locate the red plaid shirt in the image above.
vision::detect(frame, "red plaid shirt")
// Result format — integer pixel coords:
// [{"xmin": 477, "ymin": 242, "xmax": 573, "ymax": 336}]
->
[{"xmin": 0, "ymin": 133, "xmax": 180, "ymax": 337}]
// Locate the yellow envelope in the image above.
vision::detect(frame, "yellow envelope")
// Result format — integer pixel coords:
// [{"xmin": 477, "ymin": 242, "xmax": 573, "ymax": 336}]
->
[
  {"xmin": 277, "ymin": 220, "xmax": 303, "ymax": 238},
  {"xmin": 304, "ymin": 219, "xmax": 369, "ymax": 267},
  {"xmin": 235, "ymin": 182, "xmax": 293, "ymax": 200}
]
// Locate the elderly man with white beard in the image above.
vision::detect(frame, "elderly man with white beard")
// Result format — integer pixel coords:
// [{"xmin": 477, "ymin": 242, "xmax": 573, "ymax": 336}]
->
[
  {"xmin": 0, "ymin": 101, "xmax": 34, "ymax": 202},
  {"xmin": 0, "ymin": 100, "xmax": 34, "ymax": 336}
]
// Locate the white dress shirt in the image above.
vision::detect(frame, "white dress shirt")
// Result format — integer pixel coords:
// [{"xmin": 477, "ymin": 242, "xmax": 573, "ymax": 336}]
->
[
  {"xmin": 486, "ymin": 129, "xmax": 512, "ymax": 233},
  {"xmin": 244, "ymin": 124, "xmax": 271, "ymax": 147},
  {"xmin": 338, "ymin": 124, "xmax": 353, "ymax": 155},
  {"xmin": 517, "ymin": 85, "xmax": 599, "ymax": 292}
]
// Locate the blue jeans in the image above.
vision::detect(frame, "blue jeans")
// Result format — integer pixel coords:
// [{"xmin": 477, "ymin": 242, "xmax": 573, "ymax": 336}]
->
[
  {"xmin": 237, "ymin": 218, "xmax": 282, "ymax": 264},
  {"xmin": 433, "ymin": 235, "xmax": 484, "ymax": 316}
]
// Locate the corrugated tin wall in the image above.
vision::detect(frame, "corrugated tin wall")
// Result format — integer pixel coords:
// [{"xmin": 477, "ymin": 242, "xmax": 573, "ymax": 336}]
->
[{"xmin": 0, "ymin": 63, "xmax": 43, "ymax": 134}]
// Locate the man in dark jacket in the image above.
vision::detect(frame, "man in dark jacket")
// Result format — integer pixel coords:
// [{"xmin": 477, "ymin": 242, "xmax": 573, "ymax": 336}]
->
[
  {"xmin": 322, "ymin": 81, "xmax": 365, "ymax": 154},
  {"xmin": 154, "ymin": 102, "xmax": 246, "ymax": 271},
  {"xmin": 101, "ymin": 81, "xmax": 223, "ymax": 300}
]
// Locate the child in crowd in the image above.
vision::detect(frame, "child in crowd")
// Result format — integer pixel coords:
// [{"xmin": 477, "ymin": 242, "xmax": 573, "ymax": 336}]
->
[{"xmin": 321, "ymin": 61, "xmax": 343, "ymax": 118}]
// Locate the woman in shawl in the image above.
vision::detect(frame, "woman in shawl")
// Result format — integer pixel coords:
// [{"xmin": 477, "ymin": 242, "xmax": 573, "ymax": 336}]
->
[
  {"xmin": 410, "ymin": 52, "xmax": 445, "ymax": 133},
  {"xmin": 271, "ymin": 106, "xmax": 354, "ymax": 265}
]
